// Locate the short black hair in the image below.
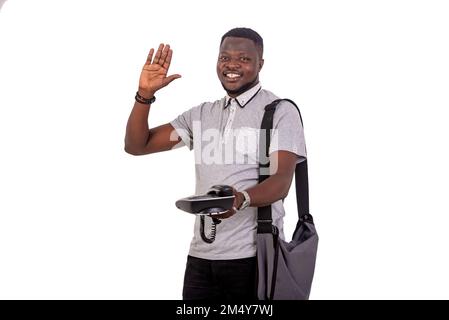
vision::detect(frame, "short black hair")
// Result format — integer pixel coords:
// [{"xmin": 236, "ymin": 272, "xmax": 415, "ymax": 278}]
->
[{"xmin": 220, "ymin": 27, "xmax": 264, "ymax": 56}]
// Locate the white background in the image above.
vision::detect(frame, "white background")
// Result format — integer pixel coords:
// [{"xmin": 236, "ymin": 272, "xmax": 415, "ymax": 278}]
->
[{"xmin": 1, "ymin": 0, "xmax": 449, "ymax": 299}]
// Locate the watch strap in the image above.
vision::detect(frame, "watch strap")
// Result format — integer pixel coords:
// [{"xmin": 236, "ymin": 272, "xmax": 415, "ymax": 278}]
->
[{"xmin": 239, "ymin": 190, "xmax": 251, "ymax": 210}]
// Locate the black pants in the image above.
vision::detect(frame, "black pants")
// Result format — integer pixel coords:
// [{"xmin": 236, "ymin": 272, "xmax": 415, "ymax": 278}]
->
[{"xmin": 182, "ymin": 255, "xmax": 257, "ymax": 300}]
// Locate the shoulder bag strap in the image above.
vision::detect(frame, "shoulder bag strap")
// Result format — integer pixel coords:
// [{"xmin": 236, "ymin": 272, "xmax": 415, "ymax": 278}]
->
[{"xmin": 257, "ymin": 99, "xmax": 312, "ymax": 235}]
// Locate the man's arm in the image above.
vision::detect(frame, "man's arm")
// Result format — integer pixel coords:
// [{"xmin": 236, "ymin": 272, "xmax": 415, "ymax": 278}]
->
[
  {"xmin": 242, "ymin": 150, "xmax": 298, "ymax": 207},
  {"xmin": 125, "ymin": 108, "xmax": 181, "ymax": 155},
  {"xmin": 124, "ymin": 44, "xmax": 182, "ymax": 155},
  {"xmin": 217, "ymin": 150, "xmax": 298, "ymax": 219}
]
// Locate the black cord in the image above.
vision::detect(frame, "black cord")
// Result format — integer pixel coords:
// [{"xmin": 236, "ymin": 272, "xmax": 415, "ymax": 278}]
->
[{"xmin": 200, "ymin": 216, "xmax": 221, "ymax": 243}]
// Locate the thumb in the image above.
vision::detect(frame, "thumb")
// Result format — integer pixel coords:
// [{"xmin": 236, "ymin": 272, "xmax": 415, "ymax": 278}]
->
[{"xmin": 162, "ymin": 74, "xmax": 182, "ymax": 86}]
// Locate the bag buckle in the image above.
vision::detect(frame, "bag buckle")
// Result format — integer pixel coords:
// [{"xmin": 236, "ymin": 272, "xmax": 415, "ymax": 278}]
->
[{"xmin": 299, "ymin": 214, "xmax": 313, "ymax": 223}]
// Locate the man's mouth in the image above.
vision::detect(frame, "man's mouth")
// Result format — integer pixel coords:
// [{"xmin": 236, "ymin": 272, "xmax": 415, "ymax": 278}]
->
[{"xmin": 223, "ymin": 71, "xmax": 242, "ymax": 80}]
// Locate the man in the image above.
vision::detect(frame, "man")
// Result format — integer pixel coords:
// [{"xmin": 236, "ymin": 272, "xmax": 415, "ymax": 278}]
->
[{"xmin": 125, "ymin": 28, "xmax": 306, "ymax": 300}]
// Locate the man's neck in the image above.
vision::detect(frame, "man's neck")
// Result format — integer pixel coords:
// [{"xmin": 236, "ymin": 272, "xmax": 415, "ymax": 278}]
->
[{"xmin": 225, "ymin": 79, "xmax": 260, "ymax": 98}]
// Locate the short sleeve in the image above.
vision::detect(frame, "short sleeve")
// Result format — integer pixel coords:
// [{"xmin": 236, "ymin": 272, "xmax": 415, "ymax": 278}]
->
[
  {"xmin": 268, "ymin": 101, "xmax": 307, "ymax": 163},
  {"xmin": 170, "ymin": 107, "xmax": 197, "ymax": 151}
]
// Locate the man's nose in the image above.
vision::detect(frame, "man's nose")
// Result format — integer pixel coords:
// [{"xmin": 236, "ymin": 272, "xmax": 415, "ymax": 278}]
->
[{"xmin": 224, "ymin": 57, "xmax": 241, "ymax": 68}]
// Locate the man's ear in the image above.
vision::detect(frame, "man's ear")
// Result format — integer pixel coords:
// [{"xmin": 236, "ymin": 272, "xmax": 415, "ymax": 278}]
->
[{"xmin": 259, "ymin": 59, "xmax": 264, "ymax": 71}]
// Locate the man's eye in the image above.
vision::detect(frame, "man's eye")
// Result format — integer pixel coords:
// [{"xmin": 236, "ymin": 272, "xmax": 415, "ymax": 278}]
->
[
  {"xmin": 240, "ymin": 57, "xmax": 251, "ymax": 62},
  {"xmin": 219, "ymin": 56, "xmax": 229, "ymax": 61}
]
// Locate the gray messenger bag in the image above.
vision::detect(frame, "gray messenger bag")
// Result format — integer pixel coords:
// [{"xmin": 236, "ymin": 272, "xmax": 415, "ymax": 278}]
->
[{"xmin": 256, "ymin": 99, "xmax": 319, "ymax": 300}]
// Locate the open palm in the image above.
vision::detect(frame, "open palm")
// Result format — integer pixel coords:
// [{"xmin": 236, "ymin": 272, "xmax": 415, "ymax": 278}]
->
[{"xmin": 138, "ymin": 44, "xmax": 181, "ymax": 97}]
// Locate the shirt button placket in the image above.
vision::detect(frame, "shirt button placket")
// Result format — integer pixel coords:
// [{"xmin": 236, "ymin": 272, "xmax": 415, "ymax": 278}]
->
[{"xmin": 222, "ymin": 100, "xmax": 236, "ymax": 144}]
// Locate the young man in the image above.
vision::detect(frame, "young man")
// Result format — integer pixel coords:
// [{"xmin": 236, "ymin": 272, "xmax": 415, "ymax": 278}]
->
[{"xmin": 125, "ymin": 28, "xmax": 306, "ymax": 300}]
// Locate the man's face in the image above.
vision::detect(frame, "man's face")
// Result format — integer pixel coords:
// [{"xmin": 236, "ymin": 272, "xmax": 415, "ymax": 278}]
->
[{"xmin": 217, "ymin": 37, "xmax": 264, "ymax": 97}]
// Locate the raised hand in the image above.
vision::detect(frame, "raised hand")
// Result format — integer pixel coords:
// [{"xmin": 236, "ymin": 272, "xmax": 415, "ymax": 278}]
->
[{"xmin": 138, "ymin": 44, "xmax": 181, "ymax": 98}]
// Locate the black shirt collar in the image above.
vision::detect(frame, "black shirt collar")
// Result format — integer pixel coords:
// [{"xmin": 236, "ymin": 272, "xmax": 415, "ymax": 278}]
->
[{"xmin": 224, "ymin": 83, "xmax": 262, "ymax": 109}]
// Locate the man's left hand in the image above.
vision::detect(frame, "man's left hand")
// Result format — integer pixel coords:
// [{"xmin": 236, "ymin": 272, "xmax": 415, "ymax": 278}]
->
[{"xmin": 213, "ymin": 187, "xmax": 244, "ymax": 219}]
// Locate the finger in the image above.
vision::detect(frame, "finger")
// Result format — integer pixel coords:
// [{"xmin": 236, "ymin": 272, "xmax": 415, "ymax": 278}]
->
[
  {"xmin": 214, "ymin": 213, "xmax": 229, "ymax": 219},
  {"xmin": 161, "ymin": 74, "xmax": 182, "ymax": 87},
  {"xmin": 145, "ymin": 48, "xmax": 154, "ymax": 65},
  {"xmin": 153, "ymin": 43, "xmax": 164, "ymax": 64},
  {"xmin": 163, "ymin": 49, "xmax": 173, "ymax": 70},
  {"xmin": 159, "ymin": 44, "xmax": 170, "ymax": 66},
  {"xmin": 215, "ymin": 207, "xmax": 236, "ymax": 220},
  {"xmin": 213, "ymin": 210, "xmax": 228, "ymax": 219}
]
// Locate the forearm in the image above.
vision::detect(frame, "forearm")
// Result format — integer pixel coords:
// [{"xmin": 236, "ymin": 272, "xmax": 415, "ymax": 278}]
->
[
  {"xmin": 244, "ymin": 174, "xmax": 292, "ymax": 208},
  {"xmin": 124, "ymin": 101, "xmax": 152, "ymax": 154}
]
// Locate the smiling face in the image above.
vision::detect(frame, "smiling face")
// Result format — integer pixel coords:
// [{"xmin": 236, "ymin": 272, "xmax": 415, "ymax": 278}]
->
[{"xmin": 217, "ymin": 37, "xmax": 264, "ymax": 97}]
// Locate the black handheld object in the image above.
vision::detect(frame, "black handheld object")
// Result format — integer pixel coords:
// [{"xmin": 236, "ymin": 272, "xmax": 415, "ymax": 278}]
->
[
  {"xmin": 175, "ymin": 185, "xmax": 235, "ymax": 244},
  {"xmin": 175, "ymin": 185, "xmax": 235, "ymax": 216}
]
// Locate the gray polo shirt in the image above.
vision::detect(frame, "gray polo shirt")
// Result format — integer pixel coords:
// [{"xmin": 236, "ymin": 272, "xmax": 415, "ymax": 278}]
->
[{"xmin": 170, "ymin": 83, "xmax": 307, "ymax": 260}]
